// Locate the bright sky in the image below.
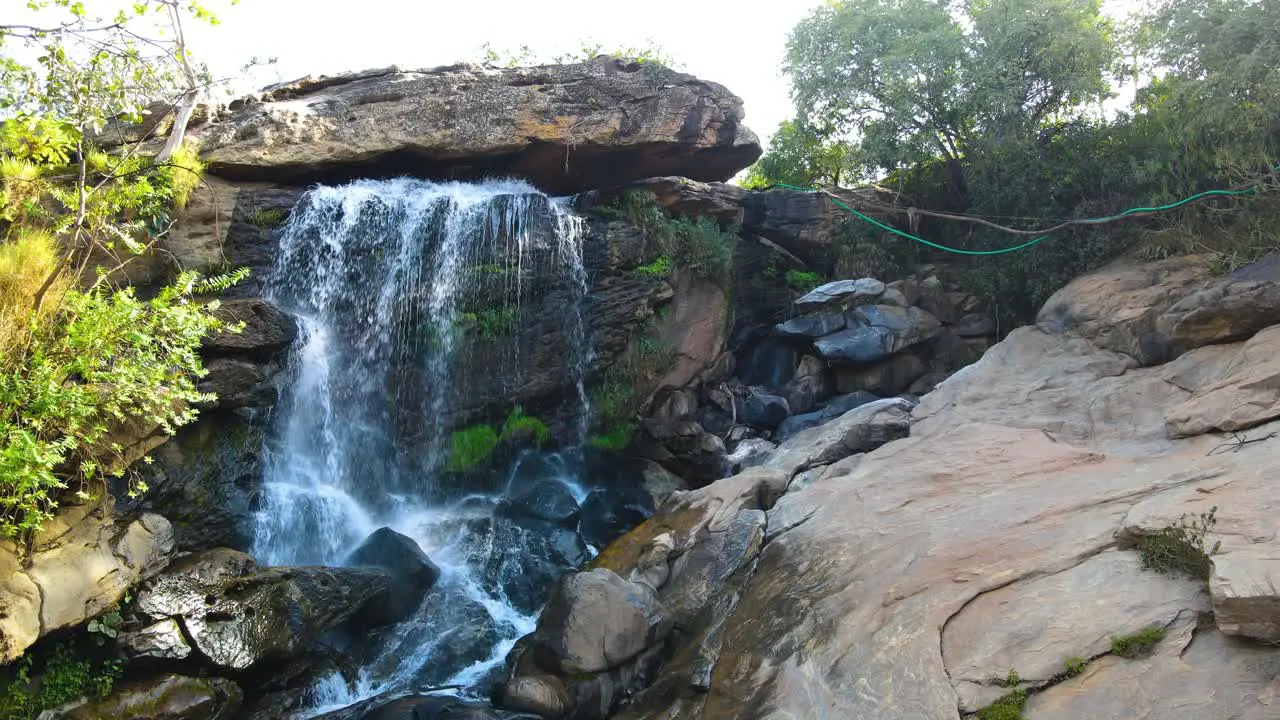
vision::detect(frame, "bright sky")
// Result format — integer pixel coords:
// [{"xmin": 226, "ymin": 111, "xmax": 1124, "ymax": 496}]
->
[{"xmin": 184, "ymin": 0, "xmax": 830, "ymax": 148}]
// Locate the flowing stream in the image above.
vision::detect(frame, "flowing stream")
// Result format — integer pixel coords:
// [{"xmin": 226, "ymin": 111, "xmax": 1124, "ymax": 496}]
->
[{"xmin": 251, "ymin": 178, "xmax": 591, "ymax": 714}]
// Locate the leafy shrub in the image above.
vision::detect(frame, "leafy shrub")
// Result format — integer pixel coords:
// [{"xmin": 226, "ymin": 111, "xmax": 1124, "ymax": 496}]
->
[
  {"xmin": 446, "ymin": 424, "xmax": 501, "ymax": 472},
  {"xmin": 0, "ymin": 231, "xmax": 69, "ymax": 360},
  {"xmin": 589, "ymin": 423, "xmax": 636, "ymax": 451},
  {"xmin": 0, "ymin": 639, "xmax": 122, "ymax": 719},
  {"xmin": 1110, "ymin": 626, "xmax": 1166, "ymax": 659},
  {"xmin": 1063, "ymin": 656, "xmax": 1088, "ymax": 678},
  {"xmin": 595, "ymin": 191, "xmax": 738, "ymax": 285},
  {"xmin": 785, "ymin": 269, "xmax": 823, "ymax": 292},
  {"xmin": 1133, "ymin": 507, "xmax": 1219, "ymax": 579},
  {"xmin": 501, "ymin": 406, "xmax": 550, "ymax": 447},
  {"xmin": 634, "ymin": 255, "xmax": 673, "ymax": 278},
  {"xmin": 246, "ymin": 206, "xmax": 288, "ymax": 228},
  {"xmin": 462, "ymin": 306, "xmax": 518, "ymax": 341}
]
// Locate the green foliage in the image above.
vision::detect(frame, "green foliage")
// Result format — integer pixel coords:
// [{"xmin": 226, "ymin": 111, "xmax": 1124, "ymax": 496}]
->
[
  {"xmin": 1063, "ymin": 656, "xmax": 1088, "ymax": 678},
  {"xmin": 742, "ymin": 120, "xmax": 860, "ymax": 189},
  {"xmin": 1110, "ymin": 626, "xmax": 1166, "ymax": 659},
  {"xmin": 0, "ymin": 639, "xmax": 122, "ymax": 720},
  {"xmin": 785, "ymin": 269, "xmax": 823, "ymax": 292},
  {"xmin": 446, "ymin": 424, "xmax": 501, "ymax": 473},
  {"xmin": 976, "ymin": 688, "xmax": 1028, "ymax": 720},
  {"xmin": 501, "ymin": 406, "xmax": 551, "ymax": 447},
  {"xmin": 589, "ymin": 377, "xmax": 638, "ymax": 426},
  {"xmin": 633, "ymin": 255, "xmax": 672, "ymax": 279},
  {"xmin": 589, "ymin": 423, "xmax": 637, "ymax": 452},
  {"xmin": 469, "ymin": 306, "xmax": 518, "ymax": 341},
  {"xmin": 479, "ymin": 39, "xmax": 680, "ymax": 70},
  {"xmin": 1133, "ymin": 506, "xmax": 1219, "ymax": 580},
  {"xmin": 246, "ymin": 207, "xmax": 288, "ymax": 228},
  {"xmin": 597, "ymin": 191, "xmax": 737, "ymax": 286}
]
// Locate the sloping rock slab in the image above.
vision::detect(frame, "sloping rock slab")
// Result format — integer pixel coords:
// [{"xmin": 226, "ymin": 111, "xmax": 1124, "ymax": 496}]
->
[
  {"xmin": 184, "ymin": 58, "xmax": 761, "ymax": 193},
  {"xmin": 53, "ymin": 675, "xmax": 243, "ymax": 720},
  {"xmin": 764, "ymin": 397, "xmax": 913, "ymax": 476},
  {"xmin": 1164, "ymin": 324, "xmax": 1280, "ymax": 438}
]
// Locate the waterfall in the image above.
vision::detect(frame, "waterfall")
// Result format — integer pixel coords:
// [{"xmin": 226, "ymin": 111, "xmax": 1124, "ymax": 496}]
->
[{"xmin": 251, "ymin": 178, "xmax": 590, "ymax": 714}]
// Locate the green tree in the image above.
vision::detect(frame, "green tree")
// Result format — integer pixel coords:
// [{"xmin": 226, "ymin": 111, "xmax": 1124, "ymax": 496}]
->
[
  {"xmin": 0, "ymin": 1, "xmax": 247, "ymax": 539},
  {"xmin": 785, "ymin": 0, "xmax": 1115, "ymax": 195},
  {"xmin": 742, "ymin": 120, "xmax": 860, "ymax": 188}
]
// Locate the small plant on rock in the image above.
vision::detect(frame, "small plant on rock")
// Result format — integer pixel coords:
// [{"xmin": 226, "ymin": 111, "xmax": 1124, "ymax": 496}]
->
[
  {"xmin": 992, "ymin": 669, "xmax": 1021, "ymax": 688},
  {"xmin": 1134, "ymin": 506, "xmax": 1219, "ymax": 579},
  {"xmin": 1063, "ymin": 656, "xmax": 1088, "ymax": 678},
  {"xmin": 1110, "ymin": 625, "xmax": 1166, "ymax": 659},
  {"xmin": 785, "ymin": 269, "xmax": 823, "ymax": 292},
  {"xmin": 246, "ymin": 206, "xmax": 288, "ymax": 228},
  {"xmin": 976, "ymin": 688, "xmax": 1028, "ymax": 720},
  {"xmin": 501, "ymin": 406, "xmax": 551, "ymax": 447},
  {"xmin": 633, "ymin": 255, "xmax": 673, "ymax": 278},
  {"xmin": 446, "ymin": 424, "xmax": 500, "ymax": 472}
]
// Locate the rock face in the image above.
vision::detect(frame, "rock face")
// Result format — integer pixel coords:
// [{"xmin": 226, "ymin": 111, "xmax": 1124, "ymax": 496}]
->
[
  {"xmin": 128, "ymin": 548, "xmax": 393, "ymax": 671},
  {"xmin": 345, "ymin": 527, "xmax": 441, "ymax": 625},
  {"xmin": 179, "ymin": 59, "xmax": 760, "ymax": 194},
  {"xmin": 498, "ymin": 257, "xmax": 1280, "ymax": 720},
  {"xmin": 53, "ymin": 675, "xmax": 243, "ymax": 720},
  {"xmin": 0, "ymin": 504, "xmax": 173, "ymax": 663}
]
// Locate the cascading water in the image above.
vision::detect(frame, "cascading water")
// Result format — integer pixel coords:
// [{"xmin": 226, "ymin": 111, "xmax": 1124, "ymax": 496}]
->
[{"xmin": 251, "ymin": 178, "xmax": 592, "ymax": 715}]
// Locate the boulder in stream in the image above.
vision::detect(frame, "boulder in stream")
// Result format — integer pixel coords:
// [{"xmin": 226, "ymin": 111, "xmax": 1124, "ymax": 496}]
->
[{"xmin": 346, "ymin": 527, "xmax": 441, "ymax": 626}]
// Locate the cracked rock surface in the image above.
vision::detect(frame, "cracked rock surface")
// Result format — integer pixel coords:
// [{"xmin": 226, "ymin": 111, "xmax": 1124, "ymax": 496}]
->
[{"xmin": 497, "ymin": 256, "xmax": 1280, "ymax": 719}]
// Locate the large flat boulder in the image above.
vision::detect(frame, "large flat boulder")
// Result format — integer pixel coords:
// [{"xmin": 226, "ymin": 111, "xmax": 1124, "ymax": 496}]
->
[{"xmin": 181, "ymin": 59, "xmax": 760, "ymax": 193}]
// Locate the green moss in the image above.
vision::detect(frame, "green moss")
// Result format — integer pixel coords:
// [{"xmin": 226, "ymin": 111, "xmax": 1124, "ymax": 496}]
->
[
  {"xmin": 634, "ymin": 255, "xmax": 673, "ymax": 278},
  {"xmin": 1110, "ymin": 626, "xmax": 1166, "ymax": 659},
  {"xmin": 468, "ymin": 306, "xmax": 518, "ymax": 341},
  {"xmin": 465, "ymin": 262, "xmax": 511, "ymax": 276},
  {"xmin": 976, "ymin": 688, "xmax": 1028, "ymax": 720},
  {"xmin": 589, "ymin": 423, "xmax": 637, "ymax": 451},
  {"xmin": 1133, "ymin": 507, "xmax": 1218, "ymax": 580},
  {"xmin": 501, "ymin": 406, "xmax": 550, "ymax": 447},
  {"xmin": 446, "ymin": 424, "xmax": 500, "ymax": 472},
  {"xmin": 785, "ymin": 269, "xmax": 823, "ymax": 292},
  {"xmin": 246, "ymin": 206, "xmax": 288, "ymax": 228},
  {"xmin": 0, "ymin": 639, "xmax": 122, "ymax": 720}
]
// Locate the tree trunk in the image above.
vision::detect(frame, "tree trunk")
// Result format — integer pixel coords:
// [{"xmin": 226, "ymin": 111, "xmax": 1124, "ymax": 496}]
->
[{"xmin": 154, "ymin": 88, "xmax": 199, "ymax": 164}]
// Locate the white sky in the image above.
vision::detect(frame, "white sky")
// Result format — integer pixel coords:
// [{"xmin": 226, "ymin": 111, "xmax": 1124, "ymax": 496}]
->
[{"xmin": 183, "ymin": 0, "xmax": 830, "ymax": 147}]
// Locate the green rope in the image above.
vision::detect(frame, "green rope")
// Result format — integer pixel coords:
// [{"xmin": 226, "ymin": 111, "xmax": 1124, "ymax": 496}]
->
[{"xmin": 773, "ymin": 182, "xmax": 1262, "ymax": 256}]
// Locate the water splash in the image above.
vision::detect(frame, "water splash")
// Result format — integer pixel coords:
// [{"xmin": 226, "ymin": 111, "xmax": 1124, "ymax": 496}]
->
[{"xmin": 251, "ymin": 178, "xmax": 591, "ymax": 714}]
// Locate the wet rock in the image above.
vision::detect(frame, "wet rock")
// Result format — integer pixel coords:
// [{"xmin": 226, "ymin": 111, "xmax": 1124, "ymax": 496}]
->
[
  {"xmin": 133, "ymin": 548, "xmax": 392, "ymax": 670},
  {"xmin": 835, "ymin": 352, "xmax": 925, "ymax": 396},
  {"xmin": 122, "ymin": 413, "xmax": 263, "ymax": 552},
  {"xmin": 182, "ymin": 58, "xmax": 760, "ymax": 194},
  {"xmin": 120, "ymin": 618, "xmax": 191, "ymax": 660},
  {"xmin": 794, "ymin": 278, "xmax": 886, "ymax": 311},
  {"xmin": 52, "ymin": 675, "xmax": 242, "ymax": 720},
  {"xmin": 314, "ymin": 694, "xmax": 533, "ymax": 720},
  {"xmin": 726, "ymin": 438, "xmax": 777, "ymax": 472},
  {"xmin": 734, "ymin": 336, "xmax": 798, "ymax": 387},
  {"xmin": 196, "ymin": 358, "xmax": 274, "ymax": 409},
  {"xmin": 742, "ymin": 389, "xmax": 791, "ymax": 430},
  {"xmin": 346, "ymin": 527, "xmax": 441, "ymax": 625},
  {"xmin": 774, "ymin": 312, "xmax": 845, "ymax": 340},
  {"xmin": 202, "ymin": 297, "xmax": 298, "ymax": 360},
  {"xmin": 497, "ymin": 480, "xmax": 581, "ymax": 529},
  {"xmin": 363, "ymin": 585, "xmax": 500, "ymax": 688},
  {"xmin": 484, "ymin": 520, "xmax": 591, "ymax": 616},
  {"xmin": 580, "ymin": 484, "xmax": 654, "ymax": 550},
  {"xmin": 814, "ymin": 305, "xmax": 942, "ymax": 364}
]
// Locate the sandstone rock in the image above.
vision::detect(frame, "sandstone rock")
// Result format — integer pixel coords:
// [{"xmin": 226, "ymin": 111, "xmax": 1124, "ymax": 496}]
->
[
  {"xmin": 1163, "ymin": 324, "xmax": 1280, "ymax": 438},
  {"xmin": 726, "ymin": 438, "xmax": 777, "ymax": 472},
  {"xmin": 531, "ymin": 568, "xmax": 671, "ymax": 675},
  {"xmin": 778, "ymin": 355, "xmax": 833, "ymax": 415},
  {"xmin": 133, "ymin": 548, "xmax": 392, "ymax": 670},
  {"xmin": 774, "ymin": 391, "xmax": 882, "ymax": 444},
  {"xmin": 774, "ymin": 312, "xmax": 845, "ymax": 339},
  {"xmin": 916, "ymin": 276, "xmax": 959, "ymax": 324},
  {"xmin": 618, "ymin": 177, "xmax": 747, "ymax": 226},
  {"xmin": 345, "ymin": 527, "xmax": 441, "ymax": 626},
  {"xmin": 1036, "ymin": 255, "xmax": 1214, "ymax": 365},
  {"xmin": 1157, "ymin": 278, "xmax": 1280, "ymax": 355},
  {"xmin": 887, "ymin": 278, "xmax": 921, "ymax": 306},
  {"xmin": 203, "ymin": 297, "xmax": 298, "ymax": 360},
  {"xmin": 764, "ymin": 397, "xmax": 913, "ymax": 476},
  {"xmin": 878, "ymin": 286, "xmax": 910, "ymax": 307},
  {"xmin": 834, "ymin": 352, "xmax": 925, "ymax": 395},
  {"xmin": 183, "ymin": 59, "xmax": 760, "ymax": 194},
  {"xmin": 22, "ymin": 508, "xmax": 174, "ymax": 646},
  {"xmin": 814, "ymin": 305, "xmax": 942, "ymax": 364},
  {"xmin": 793, "ymin": 277, "xmax": 886, "ymax": 311},
  {"xmin": 53, "ymin": 675, "xmax": 243, "ymax": 720}
]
